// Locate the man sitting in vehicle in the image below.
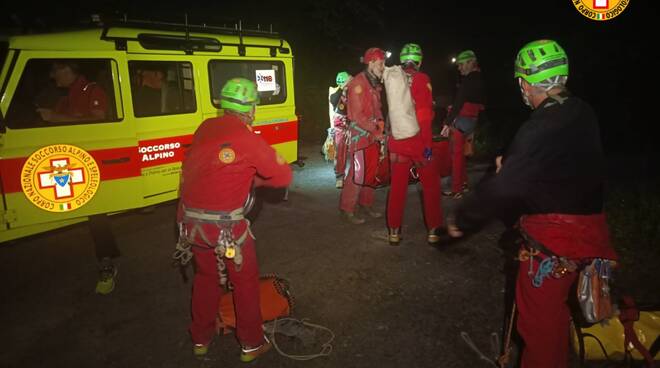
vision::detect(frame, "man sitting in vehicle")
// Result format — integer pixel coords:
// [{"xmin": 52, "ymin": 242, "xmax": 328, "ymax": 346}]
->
[
  {"xmin": 132, "ymin": 64, "xmax": 185, "ymax": 116},
  {"xmin": 37, "ymin": 61, "xmax": 107, "ymax": 123}
]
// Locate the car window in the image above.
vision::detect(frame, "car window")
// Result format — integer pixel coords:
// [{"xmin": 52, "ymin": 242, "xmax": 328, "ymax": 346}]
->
[
  {"xmin": 208, "ymin": 60, "xmax": 286, "ymax": 107},
  {"xmin": 5, "ymin": 58, "xmax": 119, "ymax": 128},
  {"xmin": 0, "ymin": 41, "xmax": 7, "ymax": 69},
  {"xmin": 129, "ymin": 61, "xmax": 196, "ymax": 117}
]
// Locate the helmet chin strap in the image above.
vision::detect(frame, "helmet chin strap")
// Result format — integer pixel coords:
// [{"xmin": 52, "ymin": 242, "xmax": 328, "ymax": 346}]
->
[
  {"xmin": 518, "ymin": 78, "xmax": 534, "ymax": 108},
  {"xmin": 519, "ymin": 76, "xmax": 568, "ymax": 109},
  {"xmin": 227, "ymin": 109, "xmax": 256, "ymax": 124}
]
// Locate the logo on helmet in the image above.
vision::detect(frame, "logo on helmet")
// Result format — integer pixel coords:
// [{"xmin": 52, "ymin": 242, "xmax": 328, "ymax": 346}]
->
[{"xmin": 572, "ymin": 0, "xmax": 630, "ymax": 21}]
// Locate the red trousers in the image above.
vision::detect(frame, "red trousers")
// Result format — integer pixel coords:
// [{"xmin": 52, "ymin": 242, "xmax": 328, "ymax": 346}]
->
[
  {"xmin": 516, "ymin": 256, "xmax": 578, "ymax": 368},
  {"xmin": 450, "ymin": 129, "xmax": 467, "ymax": 192},
  {"xmin": 190, "ymin": 236, "xmax": 264, "ymax": 348},
  {"xmin": 339, "ymin": 152, "xmax": 375, "ymax": 213},
  {"xmin": 334, "ymin": 129, "xmax": 348, "ymax": 178},
  {"xmin": 387, "ymin": 154, "xmax": 442, "ymax": 229}
]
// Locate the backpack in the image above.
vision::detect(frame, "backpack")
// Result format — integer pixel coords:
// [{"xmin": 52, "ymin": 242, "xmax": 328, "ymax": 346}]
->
[
  {"xmin": 216, "ymin": 274, "xmax": 294, "ymax": 334},
  {"xmin": 571, "ymin": 305, "xmax": 659, "ymax": 365},
  {"xmin": 383, "ymin": 65, "xmax": 419, "ymax": 140}
]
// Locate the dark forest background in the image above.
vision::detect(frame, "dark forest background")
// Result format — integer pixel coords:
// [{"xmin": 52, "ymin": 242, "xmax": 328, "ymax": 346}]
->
[{"xmin": 1, "ymin": 0, "xmax": 651, "ymax": 157}]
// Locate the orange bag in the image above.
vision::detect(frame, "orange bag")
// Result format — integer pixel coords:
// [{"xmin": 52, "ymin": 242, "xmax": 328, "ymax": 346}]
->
[{"xmin": 216, "ymin": 274, "xmax": 294, "ymax": 334}]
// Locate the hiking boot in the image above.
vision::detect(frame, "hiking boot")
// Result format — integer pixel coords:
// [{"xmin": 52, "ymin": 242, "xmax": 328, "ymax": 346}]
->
[
  {"xmin": 461, "ymin": 183, "xmax": 470, "ymax": 193},
  {"xmin": 341, "ymin": 210, "xmax": 365, "ymax": 225},
  {"xmin": 240, "ymin": 336, "xmax": 272, "ymax": 363},
  {"xmin": 388, "ymin": 228, "xmax": 401, "ymax": 246},
  {"xmin": 446, "ymin": 217, "xmax": 464, "ymax": 238},
  {"xmin": 427, "ymin": 228, "xmax": 441, "ymax": 245},
  {"xmin": 193, "ymin": 343, "xmax": 209, "ymax": 357},
  {"xmin": 95, "ymin": 260, "xmax": 118, "ymax": 295},
  {"xmin": 447, "ymin": 224, "xmax": 464, "ymax": 238},
  {"xmin": 442, "ymin": 190, "xmax": 464, "ymax": 199},
  {"xmin": 360, "ymin": 205, "xmax": 382, "ymax": 218}
]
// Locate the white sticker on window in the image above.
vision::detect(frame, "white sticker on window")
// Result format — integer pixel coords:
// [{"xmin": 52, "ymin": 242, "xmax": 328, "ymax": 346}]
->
[{"xmin": 255, "ymin": 69, "xmax": 276, "ymax": 92}]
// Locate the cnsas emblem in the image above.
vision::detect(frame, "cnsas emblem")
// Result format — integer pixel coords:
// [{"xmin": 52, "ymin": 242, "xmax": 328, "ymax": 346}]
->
[
  {"xmin": 572, "ymin": 0, "xmax": 630, "ymax": 21},
  {"xmin": 20, "ymin": 144, "xmax": 101, "ymax": 212}
]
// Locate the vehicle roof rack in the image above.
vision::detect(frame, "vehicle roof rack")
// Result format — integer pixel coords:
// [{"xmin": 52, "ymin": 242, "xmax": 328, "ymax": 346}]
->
[
  {"xmin": 105, "ymin": 14, "xmax": 280, "ymax": 38},
  {"xmin": 97, "ymin": 14, "xmax": 290, "ymax": 56}
]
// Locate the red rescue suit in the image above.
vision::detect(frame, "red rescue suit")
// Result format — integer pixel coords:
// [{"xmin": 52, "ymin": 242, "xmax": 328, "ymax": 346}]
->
[
  {"xmin": 387, "ymin": 67, "xmax": 442, "ymax": 230},
  {"xmin": 178, "ymin": 113, "xmax": 292, "ymax": 348},
  {"xmin": 516, "ymin": 214, "xmax": 618, "ymax": 368},
  {"xmin": 55, "ymin": 76, "xmax": 107, "ymax": 118},
  {"xmin": 340, "ymin": 71, "xmax": 383, "ymax": 213}
]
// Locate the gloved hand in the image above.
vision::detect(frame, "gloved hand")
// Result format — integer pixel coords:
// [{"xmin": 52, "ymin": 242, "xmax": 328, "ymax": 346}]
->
[
  {"xmin": 440, "ymin": 124, "xmax": 451, "ymax": 138},
  {"xmin": 423, "ymin": 147, "xmax": 432, "ymax": 160},
  {"xmin": 374, "ymin": 120, "xmax": 385, "ymax": 141}
]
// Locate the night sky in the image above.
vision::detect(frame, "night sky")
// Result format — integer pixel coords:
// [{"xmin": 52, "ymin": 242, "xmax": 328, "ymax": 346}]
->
[{"xmin": 2, "ymin": 1, "xmax": 650, "ymax": 155}]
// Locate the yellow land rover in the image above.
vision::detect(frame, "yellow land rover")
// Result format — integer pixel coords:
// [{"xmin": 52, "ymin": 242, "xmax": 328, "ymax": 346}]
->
[{"xmin": 0, "ymin": 20, "xmax": 297, "ymax": 245}]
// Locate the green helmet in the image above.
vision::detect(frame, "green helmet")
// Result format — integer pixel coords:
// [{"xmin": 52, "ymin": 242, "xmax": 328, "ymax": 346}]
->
[
  {"xmin": 220, "ymin": 77, "xmax": 260, "ymax": 113},
  {"xmin": 456, "ymin": 50, "xmax": 477, "ymax": 64},
  {"xmin": 514, "ymin": 40, "xmax": 569, "ymax": 84},
  {"xmin": 400, "ymin": 43, "xmax": 423, "ymax": 64},
  {"xmin": 336, "ymin": 71, "xmax": 350, "ymax": 87}
]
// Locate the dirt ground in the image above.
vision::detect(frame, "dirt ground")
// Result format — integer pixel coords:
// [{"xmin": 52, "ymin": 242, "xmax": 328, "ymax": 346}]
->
[{"xmin": 0, "ymin": 144, "xmax": 643, "ymax": 368}]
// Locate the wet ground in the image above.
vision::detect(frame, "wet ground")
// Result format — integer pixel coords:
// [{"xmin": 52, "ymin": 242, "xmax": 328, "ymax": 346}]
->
[{"xmin": 0, "ymin": 145, "xmax": 651, "ymax": 368}]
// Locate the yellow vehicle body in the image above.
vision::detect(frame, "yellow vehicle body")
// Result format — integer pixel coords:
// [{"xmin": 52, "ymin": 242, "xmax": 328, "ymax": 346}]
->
[{"xmin": 0, "ymin": 25, "xmax": 297, "ymax": 242}]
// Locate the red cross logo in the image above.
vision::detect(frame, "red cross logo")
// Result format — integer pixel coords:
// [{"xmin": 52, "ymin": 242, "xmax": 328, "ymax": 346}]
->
[
  {"xmin": 593, "ymin": 0, "xmax": 609, "ymax": 9},
  {"xmin": 37, "ymin": 158, "xmax": 86, "ymax": 199}
]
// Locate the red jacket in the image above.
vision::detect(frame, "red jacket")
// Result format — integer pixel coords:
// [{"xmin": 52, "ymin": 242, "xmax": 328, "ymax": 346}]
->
[
  {"xmin": 388, "ymin": 67, "xmax": 435, "ymax": 161},
  {"xmin": 346, "ymin": 71, "xmax": 383, "ymax": 152},
  {"xmin": 55, "ymin": 76, "xmax": 107, "ymax": 118},
  {"xmin": 178, "ymin": 114, "xmax": 292, "ymax": 243}
]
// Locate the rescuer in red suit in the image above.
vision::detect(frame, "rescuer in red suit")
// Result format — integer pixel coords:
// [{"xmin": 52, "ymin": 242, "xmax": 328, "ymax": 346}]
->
[
  {"xmin": 386, "ymin": 43, "xmax": 462, "ymax": 245},
  {"xmin": 37, "ymin": 61, "xmax": 108, "ymax": 123},
  {"xmin": 339, "ymin": 47, "xmax": 386, "ymax": 225},
  {"xmin": 176, "ymin": 78, "xmax": 292, "ymax": 362},
  {"xmin": 441, "ymin": 50, "xmax": 485, "ymax": 199}
]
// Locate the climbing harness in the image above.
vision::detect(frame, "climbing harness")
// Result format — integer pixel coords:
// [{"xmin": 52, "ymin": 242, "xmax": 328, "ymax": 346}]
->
[
  {"xmin": 174, "ymin": 187, "xmax": 256, "ymax": 285},
  {"xmin": 173, "ymin": 222, "xmax": 194, "ymax": 267},
  {"xmin": 517, "ymin": 230, "xmax": 578, "ymax": 288},
  {"xmin": 533, "ymin": 257, "xmax": 556, "ymax": 288},
  {"xmin": 349, "ymin": 122, "xmax": 371, "ymax": 143},
  {"xmin": 179, "ymin": 205, "xmax": 253, "ymax": 286}
]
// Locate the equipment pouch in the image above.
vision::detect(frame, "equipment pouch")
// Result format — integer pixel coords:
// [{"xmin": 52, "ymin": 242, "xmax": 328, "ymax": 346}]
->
[{"xmin": 577, "ymin": 258, "xmax": 614, "ymax": 324}]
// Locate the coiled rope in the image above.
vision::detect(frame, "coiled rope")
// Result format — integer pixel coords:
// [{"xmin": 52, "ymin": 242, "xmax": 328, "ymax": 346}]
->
[{"xmin": 267, "ymin": 317, "xmax": 335, "ymax": 361}]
